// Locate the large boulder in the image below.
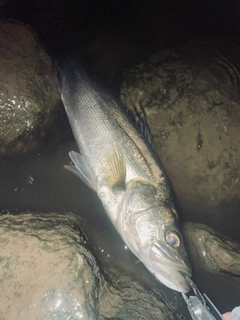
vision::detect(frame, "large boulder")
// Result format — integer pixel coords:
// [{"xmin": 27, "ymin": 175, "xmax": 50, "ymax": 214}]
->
[
  {"xmin": 121, "ymin": 38, "xmax": 240, "ymax": 236},
  {"xmin": 183, "ymin": 222, "xmax": 240, "ymax": 277},
  {"xmin": 0, "ymin": 20, "xmax": 60, "ymax": 158},
  {"xmin": 0, "ymin": 213, "xmax": 176, "ymax": 320}
]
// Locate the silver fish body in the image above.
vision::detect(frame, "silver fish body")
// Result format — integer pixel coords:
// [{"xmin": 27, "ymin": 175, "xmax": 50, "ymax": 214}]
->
[{"xmin": 57, "ymin": 59, "xmax": 192, "ymax": 292}]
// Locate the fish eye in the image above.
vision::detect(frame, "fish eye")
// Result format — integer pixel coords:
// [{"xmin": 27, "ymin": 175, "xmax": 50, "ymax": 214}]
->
[{"xmin": 165, "ymin": 231, "xmax": 181, "ymax": 247}]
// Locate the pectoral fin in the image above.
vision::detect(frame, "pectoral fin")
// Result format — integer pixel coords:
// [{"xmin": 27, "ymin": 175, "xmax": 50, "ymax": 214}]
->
[
  {"xmin": 65, "ymin": 151, "xmax": 97, "ymax": 192},
  {"xmin": 101, "ymin": 147, "xmax": 126, "ymax": 190}
]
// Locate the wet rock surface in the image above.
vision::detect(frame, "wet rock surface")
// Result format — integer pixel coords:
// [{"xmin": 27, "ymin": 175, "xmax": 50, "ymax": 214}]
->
[
  {"xmin": 121, "ymin": 38, "xmax": 240, "ymax": 238},
  {"xmin": 184, "ymin": 222, "xmax": 240, "ymax": 277},
  {"xmin": 0, "ymin": 20, "xmax": 60, "ymax": 158},
  {"xmin": 0, "ymin": 213, "xmax": 175, "ymax": 320},
  {"xmin": 0, "ymin": 213, "xmax": 100, "ymax": 319}
]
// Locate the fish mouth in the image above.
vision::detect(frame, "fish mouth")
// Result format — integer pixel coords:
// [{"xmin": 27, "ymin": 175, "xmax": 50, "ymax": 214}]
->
[
  {"xmin": 145, "ymin": 243, "xmax": 192, "ymax": 293},
  {"xmin": 149, "ymin": 260, "xmax": 192, "ymax": 293}
]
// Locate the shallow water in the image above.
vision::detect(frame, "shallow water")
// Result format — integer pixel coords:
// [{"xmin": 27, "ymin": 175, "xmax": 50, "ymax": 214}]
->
[{"xmin": 0, "ymin": 116, "xmax": 240, "ymax": 318}]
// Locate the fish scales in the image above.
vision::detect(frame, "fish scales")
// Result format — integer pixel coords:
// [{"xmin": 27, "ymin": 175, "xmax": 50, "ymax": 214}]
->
[
  {"xmin": 61, "ymin": 65, "xmax": 167, "ymax": 192},
  {"xmin": 57, "ymin": 59, "xmax": 192, "ymax": 293}
]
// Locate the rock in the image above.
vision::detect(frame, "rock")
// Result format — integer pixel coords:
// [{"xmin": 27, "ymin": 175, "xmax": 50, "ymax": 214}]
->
[
  {"xmin": 0, "ymin": 213, "xmax": 176, "ymax": 320},
  {"xmin": 0, "ymin": 213, "xmax": 102, "ymax": 319},
  {"xmin": 121, "ymin": 38, "xmax": 240, "ymax": 222},
  {"xmin": 0, "ymin": 20, "xmax": 60, "ymax": 158},
  {"xmin": 183, "ymin": 222, "xmax": 240, "ymax": 277}
]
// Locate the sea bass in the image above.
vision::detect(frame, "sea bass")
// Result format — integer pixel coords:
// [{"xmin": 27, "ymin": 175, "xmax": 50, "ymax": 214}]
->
[{"xmin": 57, "ymin": 59, "xmax": 192, "ymax": 292}]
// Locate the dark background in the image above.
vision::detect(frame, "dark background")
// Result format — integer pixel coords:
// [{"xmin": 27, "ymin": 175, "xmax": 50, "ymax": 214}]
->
[{"xmin": 1, "ymin": 0, "xmax": 240, "ymax": 83}]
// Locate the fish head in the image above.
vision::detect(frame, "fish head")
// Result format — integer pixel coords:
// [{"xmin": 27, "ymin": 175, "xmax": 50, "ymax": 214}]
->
[{"xmin": 120, "ymin": 180, "xmax": 192, "ymax": 293}]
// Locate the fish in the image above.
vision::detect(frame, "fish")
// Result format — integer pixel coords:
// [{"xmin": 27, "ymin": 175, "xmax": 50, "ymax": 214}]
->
[{"xmin": 56, "ymin": 58, "xmax": 192, "ymax": 293}]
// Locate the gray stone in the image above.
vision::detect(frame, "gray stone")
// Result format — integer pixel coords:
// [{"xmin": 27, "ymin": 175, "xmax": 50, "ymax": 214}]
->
[
  {"xmin": 121, "ymin": 38, "xmax": 240, "ymax": 218},
  {"xmin": 183, "ymin": 222, "xmax": 240, "ymax": 277},
  {"xmin": 0, "ymin": 213, "xmax": 175, "ymax": 320},
  {"xmin": 0, "ymin": 20, "xmax": 59, "ymax": 158}
]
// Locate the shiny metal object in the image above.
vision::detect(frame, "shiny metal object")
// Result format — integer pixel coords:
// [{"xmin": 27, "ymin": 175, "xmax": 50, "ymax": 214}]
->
[{"xmin": 182, "ymin": 276, "xmax": 223, "ymax": 320}]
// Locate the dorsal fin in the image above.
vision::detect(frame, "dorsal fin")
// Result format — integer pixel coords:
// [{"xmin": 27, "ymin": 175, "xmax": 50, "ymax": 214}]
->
[{"xmin": 128, "ymin": 107, "xmax": 157, "ymax": 154}]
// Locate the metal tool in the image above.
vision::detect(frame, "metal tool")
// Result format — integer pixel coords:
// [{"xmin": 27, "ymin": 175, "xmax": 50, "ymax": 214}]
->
[{"xmin": 182, "ymin": 276, "xmax": 223, "ymax": 320}]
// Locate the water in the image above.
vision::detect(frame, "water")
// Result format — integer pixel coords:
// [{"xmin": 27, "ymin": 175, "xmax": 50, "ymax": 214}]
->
[{"xmin": 0, "ymin": 116, "xmax": 240, "ymax": 318}]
